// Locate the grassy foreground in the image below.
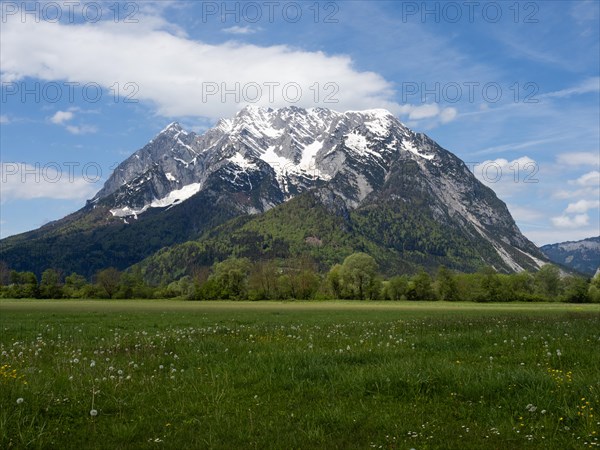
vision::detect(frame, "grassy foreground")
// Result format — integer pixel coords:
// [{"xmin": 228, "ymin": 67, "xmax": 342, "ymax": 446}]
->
[{"xmin": 0, "ymin": 300, "xmax": 598, "ymax": 449}]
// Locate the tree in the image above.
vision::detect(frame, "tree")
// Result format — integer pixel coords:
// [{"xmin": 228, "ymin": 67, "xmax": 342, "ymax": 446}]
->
[
  {"xmin": 327, "ymin": 264, "xmax": 344, "ymax": 299},
  {"xmin": 340, "ymin": 253, "xmax": 379, "ymax": 300},
  {"xmin": 589, "ymin": 271, "xmax": 600, "ymax": 303},
  {"xmin": 288, "ymin": 257, "xmax": 321, "ymax": 300},
  {"xmin": 113, "ymin": 272, "xmax": 154, "ymax": 299},
  {"xmin": 436, "ymin": 266, "xmax": 459, "ymax": 301},
  {"xmin": 165, "ymin": 275, "xmax": 194, "ymax": 299},
  {"xmin": 0, "ymin": 262, "xmax": 10, "ymax": 286},
  {"xmin": 562, "ymin": 276, "xmax": 590, "ymax": 303},
  {"xmin": 290, "ymin": 269, "xmax": 320, "ymax": 300},
  {"xmin": 275, "ymin": 274, "xmax": 293, "ymax": 299},
  {"xmin": 508, "ymin": 271, "xmax": 536, "ymax": 300},
  {"xmin": 96, "ymin": 267, "xmax": 121, "ymax": 298},
  {"xmin": 40, "ymin": 269, "xmax": 63, "ymax": 299},
  {"xmin": 64, "ymin": 273, "xmax": 89, "ymax": 298},
  {"xmin": 535, "ymin": 265, "xmax": 561, "ymax": 299},
  {"xmin": 210, "ymin": 257, "xmax": 251, "ymax": 300},
  {"xmin": 407, "ymin": 270, "xmax": 436, "ymax": 301},
  {"xmin": 480, "ymin": 266, "xmax": 502, "ymax": 302},
  {"xmin": 386, "ymin": 275, "xmax": 409, "ymax": 300},
  {"xmin": 9, "ymin": 271, "xmax": 38, "ymax": 298},
  {"xmin": 248, "ymin": 261, "xmax": 278, "ymax": 300}
]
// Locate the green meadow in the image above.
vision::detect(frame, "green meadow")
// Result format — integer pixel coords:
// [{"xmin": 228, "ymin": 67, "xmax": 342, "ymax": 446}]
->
[{"xmin": 1, "ymin": 300, "xmax": 598, "ymax": 449}]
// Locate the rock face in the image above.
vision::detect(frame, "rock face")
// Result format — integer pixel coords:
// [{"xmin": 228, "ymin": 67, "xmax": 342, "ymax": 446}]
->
[
  {"xmin": 541, "ymin": 237, "xmax": 600, "ymax": 276},
  {"xmin": 0, "ymin": 106, "xmax": 546, "ymax": 277}
]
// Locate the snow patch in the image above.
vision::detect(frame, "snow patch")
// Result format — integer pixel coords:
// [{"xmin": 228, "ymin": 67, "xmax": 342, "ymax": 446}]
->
[
  {"xmin": 160, "ymin": 122, "xmax": 180, "ymax": 134},
  {"xmin": 299, "ymin": 140, "xmax": 323, "ymax": 172},
  {"xmin": 260, "ymin": 146, "xmax": 295, "ymax": 176},
  {"xmin": 360, "ymin": 110, "xmax": 393, "ymax": 136},
  {"xmin": 216, "ymin": 118, "xmax": 233, "ymax": 132},
  {"xmin": 403, "ymin": 140, "xmax": 435, "ymax": 160},
  {"xmin": 176, "ymin": 138, "xmax": 195, "ymax": 153},
  {"xmin": 259, "ymin": 125, "xmax": 283, "ymax": 139},
  {"xmin": 110, "ymin": 183, "xmax": 202, "ymax": 218},
  {"xmin": 110, "ymin": 205, "xmax": 148, "ymax": 219},
  {"xmin": 150, "ymin": 183, "xmax": 202, "ymax": 208},
  {"xmin": 173, "ymin": 157, "xmax": 189, "ymax": 166},
  {"xmin": 345, "ymin": 132, "xmax": 369, "ymax": 154},
  {"xmin": 229, "ymin": 152, "xmax": 258, "ymax": 170}
]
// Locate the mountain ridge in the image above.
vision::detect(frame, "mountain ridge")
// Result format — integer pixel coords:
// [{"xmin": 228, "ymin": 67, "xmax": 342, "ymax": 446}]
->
[{"xmin": 541, "ymin": 236, "xmax": 600, "ymax": 276}]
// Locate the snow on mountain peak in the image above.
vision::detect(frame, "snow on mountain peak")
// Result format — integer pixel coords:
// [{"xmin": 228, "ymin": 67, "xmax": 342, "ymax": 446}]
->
[
  {"xmin": 160, "ymin": 121, "xmax": 183, "ymax": 134},
  {"xmin": 215, "ymin": 118, "xmax": 233, "ymax": 133},
  {"xmin": 101, "ymin": 106, "xmax": 438, "ymax": 217}
]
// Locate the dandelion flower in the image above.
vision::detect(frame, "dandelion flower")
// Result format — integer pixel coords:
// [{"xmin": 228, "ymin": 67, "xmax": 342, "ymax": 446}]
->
[
  {"xmin": 90, "ymin": 409, "xmax": 98, "ymax": 417},
  {"xmin": 16, "ymin": 398, "xmax": 24, "ymax": 405}
]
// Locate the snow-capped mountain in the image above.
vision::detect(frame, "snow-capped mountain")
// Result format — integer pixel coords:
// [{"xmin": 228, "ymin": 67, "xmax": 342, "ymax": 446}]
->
[
  {"xmin": 95, "ymin": 106, "xmax": 425, "ymax": 215},
  {"xmin": 0, "ymin": 106, "xmax": 546, "ymax": 277}
]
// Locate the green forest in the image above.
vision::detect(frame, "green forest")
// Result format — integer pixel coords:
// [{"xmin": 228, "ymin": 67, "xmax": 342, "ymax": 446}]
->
[{"xmin": 1, "ymin": 254, "xmax": 598, "ymax": 303}]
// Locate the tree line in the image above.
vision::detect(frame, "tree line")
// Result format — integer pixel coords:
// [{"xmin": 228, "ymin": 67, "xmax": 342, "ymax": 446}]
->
[{"xmin": 1, "ymin": 254, "xmax": 598, "ymax": 303}]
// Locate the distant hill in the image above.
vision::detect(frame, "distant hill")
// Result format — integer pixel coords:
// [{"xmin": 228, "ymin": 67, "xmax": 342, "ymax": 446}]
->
[{"xmin": 541, "ymin": 236, "xmax": 600, "ymax": 276}]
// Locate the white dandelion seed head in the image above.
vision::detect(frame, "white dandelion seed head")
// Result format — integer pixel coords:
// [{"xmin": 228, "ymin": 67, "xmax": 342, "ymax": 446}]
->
[
  {"xmin": 16, "ymin": 398, "xmax": 24, "ymax": 404},
  {"xmin": 90, "ymin": 409, "xmax": 98, "ymax": 417}
]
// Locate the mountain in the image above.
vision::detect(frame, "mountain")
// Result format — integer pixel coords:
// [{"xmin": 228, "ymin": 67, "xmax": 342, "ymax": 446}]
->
[
  {"xmin": 540, "ymin": 237, "xmax": 600, "ymax": 276},
  {"xmin": 0, "ymin": 106, "xmax": 546, "ymax": 279}
]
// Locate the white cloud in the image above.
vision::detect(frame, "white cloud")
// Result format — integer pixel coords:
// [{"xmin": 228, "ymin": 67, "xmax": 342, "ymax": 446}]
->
[
  {"xmin": 48, "ymin": 109, "xmax": 96, "ymax": 134},
  {"xmin": 573, "ymin": 170, "xmax": 600, "ymax": 186},
  {"xmin": 0, "ymin": 163, "xmax": 98, "ymax": 202},
  {"xmin": 50, "ymin": 110, "xmax": 74, "ymax": 125},
  {"xmin": 473, "ymin": 156, "xmax": 538, "ymax": 199},
  {"xmin": 223, "ymin": 26, "xmax": 260, "ymax": 35},
  {"xmin": 396, "ymin": 104, "xmax": 458, "ymax": 128},
  {"xmin": 571, "ymin": 0, "xmax": 600, "ymax": 23},
  {"xmin": 556, "ymin": 152, "xmax": 600, "ymax": 168},
  {"xmin": 471, "ymin": 137, "xmax": 558, "ymax": 156},
  {"xmin": 540, "ymin": 77, "xmax": 600, "ymax": 99},
  {"xmin": 524, "ymin": 228, "xmax": 600, "ymax": 246},
  {"xmin": 439, "ymin": 107, "xmax": 457, "ymax": 124},
  {"xmin": 506, "ymin": 204, "xmax": 545, "ymax": 223},
  {"xmin": 554, "ymin": 171, "xmax": 600, "ymax": 203},
  {"xmin": 0, "ymin": 115, "xmax": 9, "ymax": 124},
  {"xmin": 65, "ymin": 124, "xmax": 98, "ymax": 135},
  {"xmin": 407, "ymin": 104, "xmax": 439, "ymax": 120},
  {"xmin": 0, "ymin": 15, "xmax": 402, "ymax": 120},
  {"xmin": 554, "ymin": 186, "xmax": 600, "ymax": 200},
  {"xmin": 565, "ymin": 199, "xmax": 600, "ymax": 213},
  {"xmin": 551, "ymin": 214, "xmax": 590, "ymax": 228}
]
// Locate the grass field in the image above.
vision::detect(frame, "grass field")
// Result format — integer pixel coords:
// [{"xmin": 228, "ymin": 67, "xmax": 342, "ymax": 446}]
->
[{"xmin": 0, "ymin": 300, "xmax": 598, "ymax": 449}]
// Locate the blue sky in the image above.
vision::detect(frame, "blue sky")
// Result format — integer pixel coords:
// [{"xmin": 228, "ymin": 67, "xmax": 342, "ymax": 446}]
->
[{"xmin": 1, "ymin": 0, "xmax": 599, "ymax": 245}]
